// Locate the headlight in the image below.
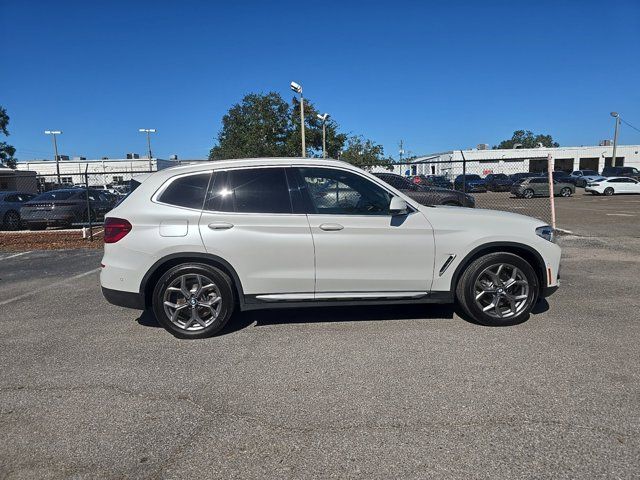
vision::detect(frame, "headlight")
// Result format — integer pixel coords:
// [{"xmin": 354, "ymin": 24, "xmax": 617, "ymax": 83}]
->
[{"xmin": 536, "ymin": 225, "xmax": 555, "ymax": 243}]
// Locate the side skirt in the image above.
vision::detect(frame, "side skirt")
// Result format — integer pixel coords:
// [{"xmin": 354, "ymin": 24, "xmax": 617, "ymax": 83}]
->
[{"xmin": 241, "ymin": 291, "xmax": 454, "ymax": 311}]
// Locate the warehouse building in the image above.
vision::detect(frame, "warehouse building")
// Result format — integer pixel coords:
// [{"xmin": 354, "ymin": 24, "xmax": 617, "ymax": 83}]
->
[
  {"xmin": 405, "ymin": 143, "xmax": 640, "ymax": 178},
  {"xmin": 14, "ymin": 156, "xmax": 182, "ymax": 189}
]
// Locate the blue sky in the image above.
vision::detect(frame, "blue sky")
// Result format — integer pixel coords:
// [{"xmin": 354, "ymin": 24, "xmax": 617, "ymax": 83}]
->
[{"xmin": 2, "ymin": 0, "xmax": 639, "ymax": 160}]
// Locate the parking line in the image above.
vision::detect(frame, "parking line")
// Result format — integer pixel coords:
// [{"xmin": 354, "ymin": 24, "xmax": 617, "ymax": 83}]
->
[
  {"xmin": 0, "ymin": 251, "xmax": 32, "ymax": 261},
  {"xmin": 606, "ymin": 213, "xmax": 635, "ymax": 217},
  {"xmin": 0, "ymin": 268, "xmax": 100, "ymax": 307}
]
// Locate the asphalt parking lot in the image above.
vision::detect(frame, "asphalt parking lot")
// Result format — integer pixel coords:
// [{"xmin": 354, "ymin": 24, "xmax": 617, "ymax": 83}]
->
[{"xmin": 1, "ymin": 195, "xmax": 639, "ymax": 478}]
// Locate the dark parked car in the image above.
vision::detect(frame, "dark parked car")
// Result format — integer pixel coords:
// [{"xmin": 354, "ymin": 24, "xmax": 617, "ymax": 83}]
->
[
  {"xmin": 484, "ymin": 173, "xmax": 513, "ymax": 192},
  {"xmin": 373, "ymin": 173, "xmax": 475, "ymax": 208},
  {"xmin": 0, "ymin": 191, "xmax": 37, "ymax": 230},
  {"xmin": 411, "ymin": 175, "xmax": 453, "ymax": 189},
  {"xmin": 509, "ymin": 172, "xmax": 540, "ymax": 183},
  {"xmin": 602, "ymin": 166, "xmax": 640, "ymax": 181},
  {"xmin": 453, "ymin": 174, "xmax": 487, "ymax": 193},
  {"xmin": 20, "ymin": 188, "xmax": 115, "ymax": 230},
  {"xmin": 511, "ymin": 177, "xmax": 574, "ymax": 199}
]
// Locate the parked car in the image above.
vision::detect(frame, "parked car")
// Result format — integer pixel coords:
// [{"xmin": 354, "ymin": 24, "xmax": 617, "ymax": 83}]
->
[
  {"xmin": 0, "ymin": 191, "xmax": 37, "ymax": 230},
  {"xmin": 453, "ymin": 174, "xmax": 487, "ymax": 192},
  {"xmin": 20, "ymin": 188, "xmax": 115, "ymax": 230},
  {"xmin": 601, "ymin": 166, "xmax": 640, "ymax": 181},
  {"xmin": 567, "ymin": 170, "xmax": 601, "ymax": 187},
  {"xmin": 511, "ymin": 177, "xmax": 575, "ymax": 199},
  {"xmin": 509, "ymin": 172, "xmax": 540, "ymax": 183},
  {"xmin": 585, "ymin": 177, "xmax": 640, "ymax": 196},
  {"xmin": 411, "ymin": 175, "xmax": 453, "ymax": 189},
  {"xmin": 484, "ymin": 173, "xmax": 513, "ymax": 192},
  {"xmin": 373, "ymin": 172, "xmax": 474, "ymax": 207},
  {"xmin": 100, "ymin": 158, "xmax": 561, "ymax": 338}
]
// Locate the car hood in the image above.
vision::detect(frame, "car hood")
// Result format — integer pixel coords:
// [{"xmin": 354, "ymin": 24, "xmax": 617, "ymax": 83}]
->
[{"xmin": 420, "ymin": 204, "xmax": 546, "ymax": 231}]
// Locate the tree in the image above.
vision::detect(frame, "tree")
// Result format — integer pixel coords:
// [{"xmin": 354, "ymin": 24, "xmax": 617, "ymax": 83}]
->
[
  {"xmin": 494, "ymin": 130, "xmax": 559, "ymax": 150},
  {"xmin": 209, "ymin": 92, "xmax": 292, "ymax": 160},
  {"xmin": 339, "ymin": 135, "xmax": 392, "ymax": 169},
  {"xmin": 0, "ymin": 106, "xmax": 17, "ymax": 169}
]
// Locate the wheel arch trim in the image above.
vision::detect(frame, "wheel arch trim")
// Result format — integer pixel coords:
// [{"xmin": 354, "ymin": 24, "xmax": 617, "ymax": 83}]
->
[
  {"xmin": 450, "ymin": 242, "xmax": 547, "ymax": 293},
  {"xmin": 139, "ymin": 252, "xmax": 246, "ymax": 309}
]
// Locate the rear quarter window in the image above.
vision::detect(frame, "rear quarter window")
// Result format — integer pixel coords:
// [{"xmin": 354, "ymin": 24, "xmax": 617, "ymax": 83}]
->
[{"xmin": 157, "ymin": 173, "xmax": 211, "ymax": 209}]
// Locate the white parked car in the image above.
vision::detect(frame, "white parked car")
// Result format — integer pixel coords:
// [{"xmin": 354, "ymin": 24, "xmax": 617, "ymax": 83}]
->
[
  {"xmin": 100, "ymin": 158, "xmax": 561, "ymax": 338},
  {"xmin": 585, "ymin": 177, "xmax": 640, "ymax": 196}
]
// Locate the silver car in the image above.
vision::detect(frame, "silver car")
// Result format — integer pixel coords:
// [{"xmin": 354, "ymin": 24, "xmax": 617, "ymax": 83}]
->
[{"xmin": 0, "ymin": 191, "xmax": 37, "ymax": 230}]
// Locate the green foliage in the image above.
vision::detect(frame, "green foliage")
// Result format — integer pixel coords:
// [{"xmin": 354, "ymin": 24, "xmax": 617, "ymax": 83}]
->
[
  {"xmin": 209, "ymin": 92, "xmax": 384, "ymax": 166},
  {"xmin": 0, "ymin": 106, "xmax": 17, "ymax": 169},
  {"xmin": 339, "ymin": 135, "xmax": 392, "ymax": 169},
  {"xmin": 494, "ymin": 130, "xmax": 560, "ymax": 150}
]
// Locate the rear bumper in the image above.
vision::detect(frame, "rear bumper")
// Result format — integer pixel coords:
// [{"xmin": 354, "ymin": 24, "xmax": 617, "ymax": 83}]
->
[{"xmin": 102, "ymin": 286, "xmax": 145, "ymax": 310}]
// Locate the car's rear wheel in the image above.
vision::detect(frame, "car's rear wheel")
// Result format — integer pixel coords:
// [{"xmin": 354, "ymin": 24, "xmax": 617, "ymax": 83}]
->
[
  {"xmin": 560, "ymin": 187, "xmax": 572, "ymax": 197},
  {"xmin": 604, "ymin": 187, "xmax": 614, "ymax": 196},
  {"xmin": 523, "ymin": 189, "xmax": 534, "ymax": 199},
  {"xmin": 456, "ymin": 252, "xmax": 539, "ymax": 326},
  {"xmin": 3, "ymin": 210, "xmax": 21, "ymax": 231},
  {"xmin": 152, "ymin": 263, "xmax": 235, "ymax": 339}
]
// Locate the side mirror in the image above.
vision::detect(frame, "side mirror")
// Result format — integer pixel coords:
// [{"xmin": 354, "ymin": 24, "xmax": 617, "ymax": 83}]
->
[{"xmin": 389, "ymin": 196, "xmax": 408, "ymax": 215}]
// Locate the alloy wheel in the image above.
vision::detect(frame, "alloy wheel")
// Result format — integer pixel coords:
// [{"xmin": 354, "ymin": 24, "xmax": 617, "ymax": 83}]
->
[
  {"xmin": 163, "ymin": 273, "xmax": 222, "ymax": 331},
  {"xmin": 474, "ymin": 263, "xmax": 530, "ymax": 319},
  {"xmin": 523, "ymin": 189, "xmax": 534, "ymax": 199},
  {"xmin": 560, "ymin": 187, "xmax": 571, "ymax": 197}
]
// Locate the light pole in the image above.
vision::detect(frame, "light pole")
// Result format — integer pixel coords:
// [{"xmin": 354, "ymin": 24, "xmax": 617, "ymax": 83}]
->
[
  {"xmin": 138, "ymin": 128, "xmax": 157, "ymax": 171},
  {"xmin": 44, "ymin": 130, "xmax": 62, "ymax": 183},
  {"xmin": 610, "ymin": 112, "xmax": 620, "ymax": 168},
  {"xmin": 317, "ymin": 113, "xmax": 330, "ymax": 158},
  {"xmin": 290, "ymin": 81, "xmax": 305, "ymax": 157}
]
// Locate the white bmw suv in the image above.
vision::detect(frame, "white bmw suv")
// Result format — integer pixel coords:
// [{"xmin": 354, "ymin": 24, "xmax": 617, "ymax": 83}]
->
[{"xmin": 101, "ymin": 158, "xmax": 560, "ymax": 338}]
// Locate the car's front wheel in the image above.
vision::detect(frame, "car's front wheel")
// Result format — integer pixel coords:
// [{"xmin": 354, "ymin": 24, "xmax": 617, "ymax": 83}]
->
[
  {"xmin": 456, "ymin": 252, "xmax": 539, "ymax": 326},
  {"xmin": 560, "ymin": 187, "xmax": 572, "ymax": 197},
  {"xmin": 152, "ymin": 263, "xmax": 235, "ymax": 339}
]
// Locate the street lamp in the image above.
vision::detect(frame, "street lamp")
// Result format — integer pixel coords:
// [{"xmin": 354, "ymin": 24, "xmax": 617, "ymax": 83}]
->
[
  {"xmin": 44, "ymin": 130, "xmax": 63, "ymax": 183},
  {"xmin": 610, "ymin": 112, "xmax": 620, "ymax": 168},
  {"xmin": 317, "ymin": 113, "xmax": 330, "ymax": 158},
  {"xmin": 290, "ymin": 81, "xmax": 305, "ymax": 157},
  {"xmin": 138, "ymin": 128, "xmax": 157, "ymax": 171}
]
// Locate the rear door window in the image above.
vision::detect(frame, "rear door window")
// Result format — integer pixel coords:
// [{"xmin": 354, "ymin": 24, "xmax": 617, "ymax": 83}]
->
[{"xmin": 205, "ymin": 168, "xmax": 292, "ymax": 214}]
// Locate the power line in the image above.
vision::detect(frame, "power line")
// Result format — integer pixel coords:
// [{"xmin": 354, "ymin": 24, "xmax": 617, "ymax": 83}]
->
[{"xmin": 620, "ymin": 117, "xmax": 640, "ymax": 134}]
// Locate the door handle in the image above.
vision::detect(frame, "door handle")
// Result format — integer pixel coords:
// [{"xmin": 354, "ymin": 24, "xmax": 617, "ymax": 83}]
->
[
  {"xmin": 208, "ymin": 222, "xmax": 234, "ymax": 230},
  {"xmin": 319, "ymin": 223, "xmax": 344, "ymax": 231}
]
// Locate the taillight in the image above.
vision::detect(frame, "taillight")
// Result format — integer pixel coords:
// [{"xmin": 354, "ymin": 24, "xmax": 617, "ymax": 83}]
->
[{"xmin": 104, "ymin": 217, "xmax": 132, "ymax": 243}]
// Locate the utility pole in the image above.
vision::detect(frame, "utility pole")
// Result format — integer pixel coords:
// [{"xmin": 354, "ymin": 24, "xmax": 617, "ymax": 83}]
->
[
  {"xmin": 45, "ymin": 130, "xmax": 62, "ymax": 184},
  {"xmin": 317, "ymin": 113, "xmax": 330, "ymax": 158},
  {"xmin": 138, "ymin": 128, "xmax": 156, "ymax": 171},
  {"xmin": 610, "ymin": 112, "xmax": 620, "ymax": 167},
  {"xmin": 290, "ymin": 82, "xmax": 305, "ymax": 157}
]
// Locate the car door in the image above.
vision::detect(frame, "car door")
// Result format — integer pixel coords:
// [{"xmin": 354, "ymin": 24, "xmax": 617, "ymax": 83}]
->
[
  {"xmin": 294, "ymin": 166, "xmax": 435, "ymax": 297},
  {"xmin": 198, "ymin": 166, "xmax": 315, "ymax": 298},
  {"xmin": 531, "ymin": 178, "xmax": 549, "ymax": 195}
]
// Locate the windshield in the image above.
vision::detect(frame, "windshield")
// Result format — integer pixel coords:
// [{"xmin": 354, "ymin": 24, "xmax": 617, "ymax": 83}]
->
[{"xmin": 33, "ymin": 190, "xmax": 77, "ymax": 201}]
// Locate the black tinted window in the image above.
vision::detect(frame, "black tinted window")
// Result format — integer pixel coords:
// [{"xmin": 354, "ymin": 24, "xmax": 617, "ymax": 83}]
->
[
  {"xmin": 158, "ymin": 173, "xmax": 211, "ymax": 209},
  {"xmin": 205, "ymin": 168, "xmax": 292, "ymax": 214},
  {"xmin": 231, "ymin": 168, "xmax": 291, "ymax": 213},
  {"xmin": 530, "ymin": 178, "xmax": 546, "ymax": 184},
  {"xmin": 299, "ymin": 167, "xmax": 392, "ymax": 215}
]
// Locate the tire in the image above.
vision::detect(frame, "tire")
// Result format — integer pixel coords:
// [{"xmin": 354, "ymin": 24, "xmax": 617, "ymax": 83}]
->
[
  {"xmin": 560, "ymin": 187, "xmax": 572, "ymax": 197},
  {"xmin": 523, "ymin": 189, "xmax": 534, "ymax": 199},
  {"xmin": 455, "ymin": 252, "xmax": 539, "ymax": 326},
  {"xmin": 604, "ymin": 187, "xmax": 614, "ymax": 196},
  {"xmin": 3, "ymin": 210, "xmax": 21, "ymax": 231},
  {"xmin": 152, "ymin": 263, "xmax": 235, "ymax": 339}
]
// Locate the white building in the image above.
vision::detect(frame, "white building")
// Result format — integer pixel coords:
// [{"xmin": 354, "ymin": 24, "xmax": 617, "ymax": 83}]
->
[
  {"xmin": 14, "ymin": 157, "xmax": 182, "ymax": 188},
  {"xmin": 403, "ymin": 144, "xmax": 640, "ymax": 178}
]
